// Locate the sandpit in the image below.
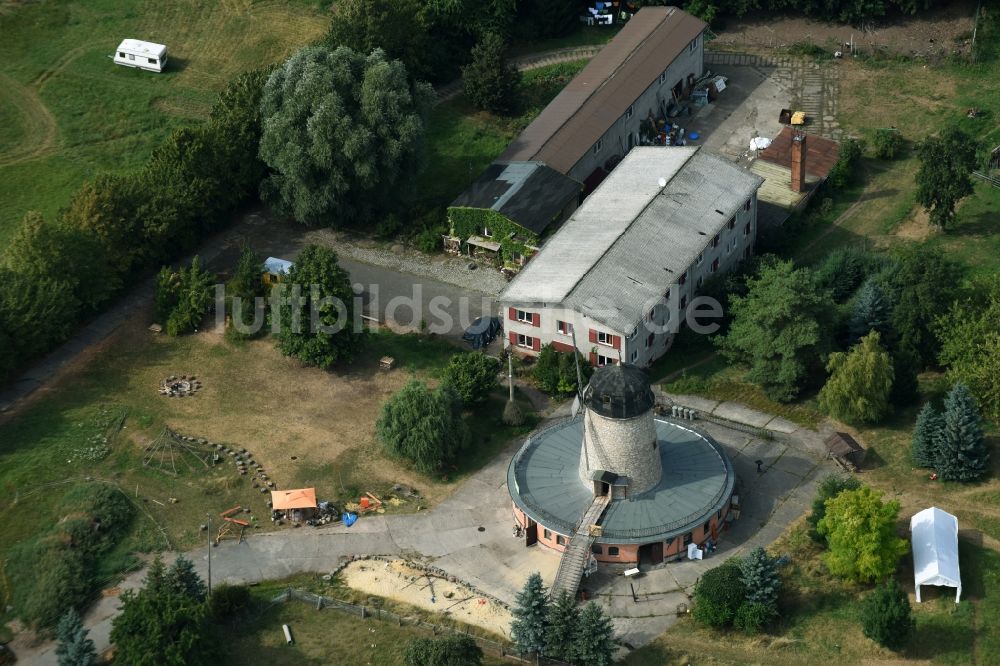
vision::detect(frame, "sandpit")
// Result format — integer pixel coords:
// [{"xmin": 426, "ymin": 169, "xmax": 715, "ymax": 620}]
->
[{"xmin": 340, "ymin": 560, "xmax": 512, "ymax": 637}]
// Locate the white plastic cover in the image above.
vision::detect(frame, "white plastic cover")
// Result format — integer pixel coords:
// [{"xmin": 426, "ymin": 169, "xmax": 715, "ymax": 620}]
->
[{"xmin": 910, "ymin": 506, "xmax": 961, "ymax": 603}]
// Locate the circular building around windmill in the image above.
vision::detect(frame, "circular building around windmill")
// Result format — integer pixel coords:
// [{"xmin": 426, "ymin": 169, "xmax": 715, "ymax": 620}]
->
[{"xmin": 508, "ymin": 364, "xmax": 736, "ymax": 566}]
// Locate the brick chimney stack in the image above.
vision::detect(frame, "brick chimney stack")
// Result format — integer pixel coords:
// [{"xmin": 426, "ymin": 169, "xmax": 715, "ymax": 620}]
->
[{"xmin": 791, "ymin": 133, "xmax": 806, "ymax": 193}]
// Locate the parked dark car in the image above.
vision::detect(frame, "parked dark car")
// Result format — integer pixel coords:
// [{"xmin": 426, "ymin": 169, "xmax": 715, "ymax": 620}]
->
[{"xmin": 462, "ymin": 316, "xmax": 502, "ymax": 349}]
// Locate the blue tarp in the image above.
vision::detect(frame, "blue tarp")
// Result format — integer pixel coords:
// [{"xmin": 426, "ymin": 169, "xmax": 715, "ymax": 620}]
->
[{"xmin": 342, "ymin": 512, "xmax": 358, "ymax": 527}]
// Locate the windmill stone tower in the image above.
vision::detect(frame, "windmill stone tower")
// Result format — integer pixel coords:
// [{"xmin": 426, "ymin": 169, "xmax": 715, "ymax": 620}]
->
[{"xmin": 578, "ymin": 364, "xmax": 662, "ymax": 497}]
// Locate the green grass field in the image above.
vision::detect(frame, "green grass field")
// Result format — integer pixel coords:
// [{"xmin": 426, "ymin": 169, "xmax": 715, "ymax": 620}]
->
[{"xmin": 0, "ymin": 0, "xmax": 329, "ymax": 242}]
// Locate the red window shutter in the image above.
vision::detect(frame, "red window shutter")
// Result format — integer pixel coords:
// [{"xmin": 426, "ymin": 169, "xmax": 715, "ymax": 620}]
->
[
  {"xmin": 589, "ymin": 352, "xmax": 598, "ymax": 366},
  {"xmin": 509, "ymin": 331, "xmax": 517, "ymax": 346},
  {"xmin": 532, "ymin": 337, "xmax": 541, "ymax": 352},
  {"xmin": 589, "ymin": 329, "xmax": 598, "ymax": 344},
  {"xmin": 612, "ymin": 335, "xmax": 621, "ymax": 350},
  {"xmin": 508, "ymin": 307, "xmax": 516, "ymax": 321},
  {"xmin": 531, "ymin": 312, "xmax": 540, "ymax": 328}
]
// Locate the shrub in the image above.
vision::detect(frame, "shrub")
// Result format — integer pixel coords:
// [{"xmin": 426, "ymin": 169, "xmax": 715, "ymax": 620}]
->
[
  {"xmin": 155, "ymin": 257, "xmax": 215, "ymax": 336},
  {"xmin": 532, "ymin": 345, "xmax": 592, "ymax": 396},
  {"xmin": 207, "ymin": 584, "xmax": 251, "ymax": 620},
  {"xmin": 861, "ymin": 578, "xmax": 913, "ymax": 650},
  {"xmin": 404, "ymin": 634, "xmax": 483, "ymax": 666},
  {"xmin": 440, "ymin": 352, "xmax": 499, "ymax": 405},
  {"xmin": 377, "ymin": 380, "xmax": 469, "ymax": 474},
  {"xmin": 871, "ymin": 128, "xmax": 903, "ymax": 159},
  {"xmin": 734, "ymin": 601, "xmax": 773, "ymax": 634},
  {"xmin": 693, "ymin": 559, "xmax": 746, "ymax": 627},
  {"xmin": 817, "ymin": 486, "xmax": 908, "ymax": 583},
  {"xmin": 807, "ymin": 475, "xmax": 862, "ymax": 543},
  {"xmin": 15, "ymin": 544, "xmax": 91, "ymax": 630},
  {"xmin": 828, "ymin": 138, "xmax": 865, "ymax": 189}
]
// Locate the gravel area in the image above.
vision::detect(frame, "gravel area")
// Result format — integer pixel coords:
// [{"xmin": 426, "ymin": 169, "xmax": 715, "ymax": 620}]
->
[{"xmin": 303, "ymin": 228, "xmax": 508, "ymax": 296}]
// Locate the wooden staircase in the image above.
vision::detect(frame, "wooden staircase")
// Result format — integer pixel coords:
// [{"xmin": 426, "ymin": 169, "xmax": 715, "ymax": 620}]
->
[{"xmin": 550, "ymin": 495, "xmax": 609, "ymax": 601}]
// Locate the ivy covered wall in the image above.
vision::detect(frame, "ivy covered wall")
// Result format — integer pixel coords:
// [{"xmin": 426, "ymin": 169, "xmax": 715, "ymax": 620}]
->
[{"xmin": 447, "ymin": 207, "xmax": 539, "ymax": 266}]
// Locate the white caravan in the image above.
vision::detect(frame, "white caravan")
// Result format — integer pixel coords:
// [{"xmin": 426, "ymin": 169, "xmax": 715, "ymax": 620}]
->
[{"xmin": 113, "ymin": 39, "xmax": 167, "ymax": 72}]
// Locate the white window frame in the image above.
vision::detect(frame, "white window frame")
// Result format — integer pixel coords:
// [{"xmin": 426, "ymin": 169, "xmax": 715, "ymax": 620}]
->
[
  {"xmin": 597, "ymin": 354, "xmax": 614, "ymax": 367},
  {"xmin": 517, "ymin": 334, "xmax": 534, "ymax": 348},
  {"xmin": 659, "ymin": 70, "xmax": 667, "ymax": 85},
  {"xmin": 695, "ymin": 252, "xmax": 704, "ymax": 266},
  {"xmin": 689, "ymin": 36, "xmax": 699, "ymax": 53},
  {"xmin": 482, "ymin": 226, "xmax": 493, "ymax": 237},
  {"xmin": 624, "ymin": 104, "xmax": 634, "ymax": 121},
  {"xmin": 597, "ymin": 331, "xmax": 613, "ymax": 346},
  {"xmin": 630, "ymin": 350, "xmax": 638, "ymax": 363},
  {"xmin": 593, "ymin": 139, "xmax": 603, "ymax": 155},
  {"xmin": 556, "ymin": 320, "xmax": 572, "ymax": 335},
  {"xmin": 516, "ymin": 309, "xmax": 531, "ymax": 323}
]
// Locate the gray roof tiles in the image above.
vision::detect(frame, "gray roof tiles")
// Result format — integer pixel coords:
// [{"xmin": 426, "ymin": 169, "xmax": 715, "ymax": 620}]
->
[{"xmin": 500, "ymin": 147, "xmax": 764, "ymax": 333}]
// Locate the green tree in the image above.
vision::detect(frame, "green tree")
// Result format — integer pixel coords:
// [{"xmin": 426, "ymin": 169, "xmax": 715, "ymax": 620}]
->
[
  {"xmin": 403, "ymin": 634, "xmax": 483, "ymax": 666},
  {"xmin": 936, "ymin": 383, "xmax": 989, "ymax": 482},
  {"xmin": 206, "ymin": 584, "xmax": 251, "ymax": 621},
  {"xmin": 545, "ymin": 591, "xmax": 579, "ymax": 660},
  {"xmin": 828, "ymin": 137, "xmax": 864, "ymax": 189},
  {"xmin": 807, "ymin": 474, "xmax": 863, "ymax": 544},
  {"xmin": 510, "ymin": 572, "xmax": 548, "ymax": 655},
  {"xmin": 573, "ymin": 602, "xmax": 615, "ymax": 666},
  {"xmin": 273, "ymin": 245, "xmax": 365, "ymax": 368},
  {"xmin": 819, "ymin": 331, "xmax": 894, "ymax": 424},
  {"xmin": 936, "ymin": 281, "xmax": 1000, "ymax": 422},
  {"xmin": 739, "ymin": 547, "xmax": 781, "ymax": 613},
  {"xmin": 55, "ymin": 608, "xmax": 96, "ymax": 666},
  {"xmin": 0, "ymin": 269, "xmax": 79, "ymax": 359},
  {"xmin": 325, "ymin": 0, "xmax": 433, "ymax": 82},
  {"xmin": 110, "ymin": 557, "xmax": 212, "ymax": 666},
  {"xmin": 440, "ymin": 352, "xmax": 499, "ymax": 404},
  {"xmin": 816, "ymin": 486, "xmax": 908, "ymax": 583},
  {"xmin": 259, "ymin": 46, "xmax": 433, "ymax": 227},
  {"xmin": 3, "ymin": 211, "xmax": 118, "ymax": 312},
  {"xmin": 226, "ymin": 244, "xmax": 266, "ymax": 340},
  {"xmin": 167, "ymin": 556, "xmax": 207, "ymax": 602},
  {"xmin": 377, "ymin": 380, "xmax": 468, "ymax": 474},
  {"xmin": 155, "ymin": 257, "xmax": 215, "ymax": 336},
  {"xmin": 848, "ymin": 277, "xmax": 892, "ymax": 346},
  {"xmin": 62, "ymin": 174, "xmax": 148, "ymax": 276},
  {"xmin": 911, "ymin": 402, "xmax": 943, "ymax": 469},
  {"xmin": 518, "ymin": 0, "xmax": 579, "ymax": 39},
  {"xmin": 916, "ymin": 125, "xmax": 978, "ymax": 230},
  {"xmin": 693, "ymin": 558, "xmax": 747, "ymax": 627},
  {"xmin": 208, "ymin": 66, "xmax": 272, "ymax": 205},
  {"xmin": 861, "ymin": 578, "xmax": 914, "ymax": 651},
  {"xmin": 717, "ymin": 259, "xmax": 835, "ymax": 402},
  {"xmin": 814, "ymin": 247, "xmax": 876, "ymax": 304},
  {"xmin": 462, "ymin": 32, "xmax": 521, "ymax": 115},
  {"xmin": 881, "ymin": 245, "xmax": 962, "ymax": 367}
]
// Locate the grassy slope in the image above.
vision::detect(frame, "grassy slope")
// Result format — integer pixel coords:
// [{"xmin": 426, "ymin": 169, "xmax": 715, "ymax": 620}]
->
[
  {"xmin": 0, "ymin": 0, "xmax": 329, "ymax": 242},
  {"xmin": 223, "ymin": 578, "xmax": 509, "ymax": 666}
]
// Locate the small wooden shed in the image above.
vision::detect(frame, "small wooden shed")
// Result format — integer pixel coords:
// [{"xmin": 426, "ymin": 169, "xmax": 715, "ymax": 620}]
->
[{"xmin": 825, "ymin": 432, "xmax": 865, "ymax": 471}]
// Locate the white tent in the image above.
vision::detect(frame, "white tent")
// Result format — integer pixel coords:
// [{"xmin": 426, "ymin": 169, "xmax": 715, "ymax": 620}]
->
[{"xmin": 909, "ymin": 506, "xmax": 961, "ymax": 603}]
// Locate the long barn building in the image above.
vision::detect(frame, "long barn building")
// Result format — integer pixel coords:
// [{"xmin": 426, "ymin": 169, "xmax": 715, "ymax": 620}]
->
[{"xmin": 498, "ymin": 146, "xmax": 763, "ymax": 368}]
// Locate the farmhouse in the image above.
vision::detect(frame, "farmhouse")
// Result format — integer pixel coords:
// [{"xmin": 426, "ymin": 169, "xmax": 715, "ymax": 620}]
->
[
  {"xmin": 499, "ymin": 146, "xmax": 763, "ymax": 368},
  {"xmin": 447, "ymin": 6, "xmax": 707, "ymax": 266}
]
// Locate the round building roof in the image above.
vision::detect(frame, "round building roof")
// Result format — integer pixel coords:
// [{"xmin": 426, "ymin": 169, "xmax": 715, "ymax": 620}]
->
[{"xmin": 584, "ymin": 363, "xmax": 655, "ymax": 419}]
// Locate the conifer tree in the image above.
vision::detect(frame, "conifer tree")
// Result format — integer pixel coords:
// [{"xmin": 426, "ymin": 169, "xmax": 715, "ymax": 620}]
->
[
  {"xmin": 573, "ymin": 602, "xmax": 615, "ymax": 666},
  {"xmin": 168, "ymin": 556, "xmax": 207, "ymax": 602},
  {"xmin": 510, "ymin": 572, "xmax": 548, "ymax": 656},
  {"xmin": 936, "ymin": 383, "xmax": 989, "ymax": 482},
  {"xmin": 55, "ymin": 608, "xmax": 96, "ymax": 666},
  {"xmin": 911, "ymin": 402, "xmax": 943, "ymax": 469},
  {"xmin": 739, "ymin": 547, "xmax": 781, "ymax": 613},
  {"xmin": 848, "ymin": 278, "xmax": 892, "ymax": 346},
  {"xmin": 544, "ymin": 591, "xmax": 579, "ymax": 661},
  {"xmin": 860, "ymin": 578, "xmax": 914, "ymax": 650}
]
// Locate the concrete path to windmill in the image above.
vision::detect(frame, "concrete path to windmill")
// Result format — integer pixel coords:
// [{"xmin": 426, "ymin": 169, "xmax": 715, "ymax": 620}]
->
[{"xmin": 22, "ymin": 398, "xmax": 837, "ymax": 664}]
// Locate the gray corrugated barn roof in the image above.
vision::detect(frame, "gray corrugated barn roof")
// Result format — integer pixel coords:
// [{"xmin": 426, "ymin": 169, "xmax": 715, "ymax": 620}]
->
[
  {"xmin": 500, "ymin": 147, "xmax": 764, "ymax": 333},
  {"xmin": 500, "ymin": 7, "xmax": 706, "ymax": 174},
  {"xmin": 449, "ymin": 161, "xmax": 582, "ymax": 235}
]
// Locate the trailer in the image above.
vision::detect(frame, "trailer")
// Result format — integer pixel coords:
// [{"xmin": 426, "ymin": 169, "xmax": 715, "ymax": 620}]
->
[{"xmin": 113, "ymin": 39, "xmax": 167, "ymax": 72}]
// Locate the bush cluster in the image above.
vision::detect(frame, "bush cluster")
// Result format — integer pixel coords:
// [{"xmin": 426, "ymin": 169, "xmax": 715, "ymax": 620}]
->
[
  {"xmin": 692, "ymin": 548, "xmax": 782, "ymax": 634},
  {"xmin": 10, "ymin": 485, "xmax": 134, "ymax": 629},
  {"xmin": 532, "ymin": 344, "xmax": 594, "ymax": 396}
]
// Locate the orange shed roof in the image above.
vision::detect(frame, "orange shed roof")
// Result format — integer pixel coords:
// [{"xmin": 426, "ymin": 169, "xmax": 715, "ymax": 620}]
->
[{"xmin": 271, "ymin": 487, "xmax": 317, "ymax": 510}]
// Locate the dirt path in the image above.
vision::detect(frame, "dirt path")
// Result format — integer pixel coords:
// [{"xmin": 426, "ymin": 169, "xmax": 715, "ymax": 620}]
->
[{"xmin": 0, "ymin": 71, "xmax": 58, "ymax": 167}]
